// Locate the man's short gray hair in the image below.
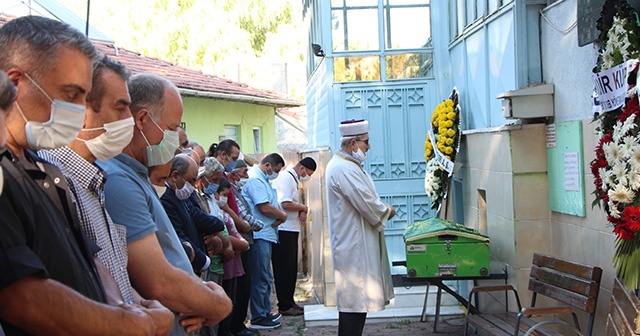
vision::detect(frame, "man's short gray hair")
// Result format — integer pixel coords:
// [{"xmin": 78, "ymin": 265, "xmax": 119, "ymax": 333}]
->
[
  {"xmin": 128, "ymin": 73, "xmax": 179, "ymax": 120},
  {"xmin": 202, "ymin": 157, "xmax": 224, "ymax": 178},
  {"xmin": 170, "ymin": 154, "xmax": 193, "ymax": 176},
  {"xmin": 0, "ymin": 16, "xmax": 98, "ymax": 79},
  {"xmin": 340, "ymin": 135, "xmax": 362, "ymax": 148}
]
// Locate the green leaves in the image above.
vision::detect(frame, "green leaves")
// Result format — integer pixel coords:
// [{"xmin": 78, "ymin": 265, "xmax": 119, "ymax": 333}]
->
[{"xmin": 614, "ymin": 235, "xmax": 640, "ymax": 291}]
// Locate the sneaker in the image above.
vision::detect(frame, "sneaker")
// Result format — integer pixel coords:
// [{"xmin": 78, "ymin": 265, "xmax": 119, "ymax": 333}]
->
[
  {"xmin": 267, "ymin": 312, "xmax": 282, "ymax": 322},
  {"xmin": 279, "ymin": 307, "xmax": 304, "ymax": 316},
  {"xmin": 250, "ymin": 318, "xmax": 281, "ymax": 329}
]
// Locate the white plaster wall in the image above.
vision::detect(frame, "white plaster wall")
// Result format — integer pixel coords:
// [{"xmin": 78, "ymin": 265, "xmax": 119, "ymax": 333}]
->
[
  {"xmin": 541, "ymin": 1, "xmax": 617, "ymax": 334},
  {"xmin": 540, "ymin": 0, "xmax": 598, "ymax": 123}
]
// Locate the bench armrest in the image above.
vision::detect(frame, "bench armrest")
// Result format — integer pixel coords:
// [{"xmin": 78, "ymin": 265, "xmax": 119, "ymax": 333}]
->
[
  {"xmin": 468, "ymin": 285, "xmax": 522, "ymax": 314},
  {"xmin": 471, "ymin": 285, "xmax": 516, "ymax": 293}
]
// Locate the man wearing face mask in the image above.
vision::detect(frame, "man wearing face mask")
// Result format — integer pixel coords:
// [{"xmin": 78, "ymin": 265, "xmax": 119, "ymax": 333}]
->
[
  {"xmin": 271, "ymin": 157, "xmax": 316, "ymax": 316},
  {"xmin": 98, "ymin": 73, "xmax": 231, "ymax": 335},
  {"xmin": 161, "ymin": 154, "xmax": 225, "ymax": 275},
  {"xmin": 0, "ymin": 16, "xmax": 159, "ymax": 335},
  {"xmin": 325, "ymin": 119, "xmax": 396, "ymax": 336},
  {"xmin": 37, "ymin": 55, "xmax": 175, "ymax": 334},
  {"xmin": 208, "ymin": 139, "xmax": 249, "ymax": 234},
  {"xmin": 242, "ymin": 153, "xmax": 288, "ymax": 329}
]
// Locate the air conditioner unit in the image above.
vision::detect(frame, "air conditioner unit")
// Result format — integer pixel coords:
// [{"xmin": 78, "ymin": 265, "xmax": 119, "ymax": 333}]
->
[{"xmin": 497, "ymin": 84, "xmax": 554, "ymax": 119}]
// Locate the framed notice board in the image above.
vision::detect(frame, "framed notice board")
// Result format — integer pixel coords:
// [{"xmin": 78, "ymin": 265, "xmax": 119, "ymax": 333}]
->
[{"xmin": 546, "ymin": 121, "xmax": 586, "ymax": 217}]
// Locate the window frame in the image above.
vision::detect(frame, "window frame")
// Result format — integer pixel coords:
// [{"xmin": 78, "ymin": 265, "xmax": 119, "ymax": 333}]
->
[{"xmin": 330, "ymin": 0, "xmax": 434, "ymax": 83}]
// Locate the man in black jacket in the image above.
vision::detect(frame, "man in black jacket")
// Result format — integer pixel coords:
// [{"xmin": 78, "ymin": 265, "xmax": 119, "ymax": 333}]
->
[{"xmin": 161, "ymin": 153, "xmax": 225, "ymax": 274}]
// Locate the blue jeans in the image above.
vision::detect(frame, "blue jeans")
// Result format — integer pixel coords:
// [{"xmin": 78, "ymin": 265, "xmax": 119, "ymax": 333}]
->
[{"xmin": 249, "ymin": 238, "xmax": 273, "ymax": 322}]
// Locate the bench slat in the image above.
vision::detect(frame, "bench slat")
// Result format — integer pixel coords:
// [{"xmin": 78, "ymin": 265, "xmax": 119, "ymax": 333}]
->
[
  {"xmin": 607, "ymin": 313, "xmax": 633, "ymax": 336},
  {"xmin": 482, "ymin": 313, "xmax": 527, "ymax": 336},
  {"xmin": 611, "ymin": 276, "xmax": 640, "ymax": 333},
  {"xmin": 466, "ymin": 315, "xmax": 513, "ymax": 336},
  {"xmin": 533, "ymin": 253, "xmax": 602, "ymax": 281},
  {"xmin": 529, "ymin": 279, "xmax": 597, "ymax": 313},
  {"xmin": 530, "ymin": 266, "xmax": 599, "ymax": 297}
]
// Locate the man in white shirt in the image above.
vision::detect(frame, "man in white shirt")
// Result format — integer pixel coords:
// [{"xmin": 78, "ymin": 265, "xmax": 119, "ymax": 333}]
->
[{"xmin": 271, "ymin": 157, "xmax": 316, "ymax": 316}]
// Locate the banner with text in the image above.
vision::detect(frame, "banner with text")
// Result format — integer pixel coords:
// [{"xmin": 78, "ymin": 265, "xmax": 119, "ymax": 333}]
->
[
  {"xmin": 592, "ymin": 60, "xmax": 637, "ymax": 112},
  {"xmin": 428, "ymin": 127, "xmax": 454, "ymax": 175}
]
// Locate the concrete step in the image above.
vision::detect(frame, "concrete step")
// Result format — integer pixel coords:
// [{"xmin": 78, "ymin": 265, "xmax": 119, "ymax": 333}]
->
[{"xmin": 304, "ymin": 286, "xmax": 466, "ymax": 327}]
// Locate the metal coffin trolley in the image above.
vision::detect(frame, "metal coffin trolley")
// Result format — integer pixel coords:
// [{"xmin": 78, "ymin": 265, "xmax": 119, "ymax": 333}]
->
[{"xmin": 396, "ymin": 218, "xmax": 507, "ymax": 332}]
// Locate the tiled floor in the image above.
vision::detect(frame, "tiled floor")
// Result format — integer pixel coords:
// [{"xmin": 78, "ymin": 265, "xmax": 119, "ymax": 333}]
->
[{"xmin": 247, "ymin": 277, "xmax": 475, "ymax": 336}]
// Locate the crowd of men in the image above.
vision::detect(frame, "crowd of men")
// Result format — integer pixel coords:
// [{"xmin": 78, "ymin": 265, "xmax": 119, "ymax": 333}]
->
[
  {"xmin": 0, "ymin": 16, "xmax": 319, "ymax": 336},
  {"xmin": 0, "ymin": 13, "xmax": 399, "ymax": 336}
]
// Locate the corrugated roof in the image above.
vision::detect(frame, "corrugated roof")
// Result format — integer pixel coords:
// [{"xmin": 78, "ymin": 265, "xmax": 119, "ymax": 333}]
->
[{"xmin": 0, "ymin": 14, "xmax": 305, "ymax": 108}]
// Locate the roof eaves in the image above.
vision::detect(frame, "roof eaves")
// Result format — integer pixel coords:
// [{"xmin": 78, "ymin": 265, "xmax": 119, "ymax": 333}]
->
[{"xmin": 179, "ymin": 88, "xmax": 305, "ymax": 108}]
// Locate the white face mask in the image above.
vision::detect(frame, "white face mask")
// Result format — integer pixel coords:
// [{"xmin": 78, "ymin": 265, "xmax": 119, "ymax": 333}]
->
[
  {"xmin": 236, "ymin": 178, "xmax": 248, "ymax": 188},
  {"xmin": 216, "ymin": 196, "xmax": 228, "ymax": 208},
  {"xmin": 77, "ymin": 117, "xmax": 135, "ymax": 161},
  {"xmin": 299, "ymin": 175, "xmax": 311, "ymax": 183},
  {"xmin": 352, "ymin": 148, "xmax": 367, "ymax": 162},
  {"xmin": 266, "ymin": 168, "xmax": 279, "ymax": 180},
  {"xmin": 174, "ymin": 173, "xmax": 196, "ymax": 200},
  {"xmin": 153, "ymin": 184, "xmax": 167, "ymax": 197},
  {"xmin": 139, "ymin": 116, "xmax": 179, "ymax": 167},
  {"xmin": 16, "ymin": 73, "xmax": 87, "ymax": 150}
]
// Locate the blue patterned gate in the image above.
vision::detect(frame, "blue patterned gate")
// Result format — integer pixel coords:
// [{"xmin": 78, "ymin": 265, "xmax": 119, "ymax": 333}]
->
[{"xmin": 336, "ymin": 82, "xmax": 439, "ymax": 273}]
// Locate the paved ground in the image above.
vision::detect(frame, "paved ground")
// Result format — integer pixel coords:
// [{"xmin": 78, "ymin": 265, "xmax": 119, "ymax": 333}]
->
[{"xmin": 247, "ymin": 277, "xmax": 473, "ymax": 336}]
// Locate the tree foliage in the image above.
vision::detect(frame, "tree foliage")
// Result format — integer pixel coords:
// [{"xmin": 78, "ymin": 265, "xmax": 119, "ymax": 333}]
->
[{"xmin": 57, "ymin": 0, "xmax": 305, "ymax": 96}]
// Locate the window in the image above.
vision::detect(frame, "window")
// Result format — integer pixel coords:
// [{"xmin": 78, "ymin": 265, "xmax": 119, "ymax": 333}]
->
[
  {"xmin": 220, "ymin": 125, "xmax": 238, "ymax": 142},
  {"xmin": 449, "ymin": 0, "xmax": 513, "ymax": 41},
  {"xmin": 330, "ymin": 0, "xmax": 433, "ymax": 82},
  {"xmin": 253, "ymin": 128, "xmax": 261, "ymax": 153}
]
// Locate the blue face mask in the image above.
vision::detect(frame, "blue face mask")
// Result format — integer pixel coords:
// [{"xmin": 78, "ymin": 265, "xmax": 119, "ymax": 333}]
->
[
  {"xmin": 225, "ymin": 160, "xmax": 236, "ymax": 172},
  {"xmin": 204, "ymin": 182, "xmax": 219, "ymax": 196}
]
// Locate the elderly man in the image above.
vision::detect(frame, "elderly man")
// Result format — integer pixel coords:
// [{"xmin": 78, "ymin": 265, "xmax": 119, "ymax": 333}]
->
[
  {"xmin": 189, "ymin": 141, "xmax": 206, "ymax": 167},
  {"xmin": 38, "ymin": 55, "xmax": 174, "ymax": 334},
  {"xmin": 177, "ymin": 126, "xmax": 189, "ymax": 150},
  {"xmin": 325, "ymin": 119, "xmax": 396, "ymax": 336},
  {"xmin": 98, "ymin": 73, "xmax": 231, "ymax": 335},
  {"xmin": 161, "ymin": 154, "xmax": 225, "ymax": 275},
  {"xmin": 242, "ymin": 153, "xmax": 288, "ymax": 329},
  {"xmin": 271, "ymin": 157, "xmax": 316, "ymax": 316},
  {"xmin": 0, "ymin": 16, "xmax": 158, "ymax": 335}
]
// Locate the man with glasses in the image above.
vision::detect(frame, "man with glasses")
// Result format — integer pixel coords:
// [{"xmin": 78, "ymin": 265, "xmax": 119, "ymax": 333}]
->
[{"xmin": 325, "ymin": 119, "xmax": 396, "ymax": 336}]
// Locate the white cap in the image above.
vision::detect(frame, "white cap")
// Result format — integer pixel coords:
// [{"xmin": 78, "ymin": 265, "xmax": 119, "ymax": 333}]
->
[{"xmin": 339, "ymin": 119, "xmax": 369, "ymax": 137}]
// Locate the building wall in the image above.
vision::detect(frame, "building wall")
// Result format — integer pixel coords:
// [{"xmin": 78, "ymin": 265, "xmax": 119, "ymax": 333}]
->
[
  {"xmin": 541, "ymin": 1, "xmax": 615, "ymax": 334},
  {"xmin": 181, "ymin": 96, "xmax": 277, "ymax": 154},
  {"xmin": 460, "ymin": 124, "xmax": 551, "ymax": 312},
  {"xmin": 306, "ymin": 58, "xmax": 333, "ymax": 149},
  {"xmin": 445, "ymin": 1, "xmax": 614, "ymax": 333}
]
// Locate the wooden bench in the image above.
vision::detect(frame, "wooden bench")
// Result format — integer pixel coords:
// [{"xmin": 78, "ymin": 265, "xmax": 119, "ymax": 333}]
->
[
  {"xmin": 464, "ymin": 252, "xmax": 602, "ymax": 336},
  {"xmin": 606, "ymin": 276, "xmax": 640, "ymax": 335}
]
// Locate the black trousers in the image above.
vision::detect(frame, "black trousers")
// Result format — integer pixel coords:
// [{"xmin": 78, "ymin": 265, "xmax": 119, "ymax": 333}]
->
[
  {"xmin": 218, "ymin": 277, "xmax": 237, "ymax": 336},
  {"xmin": 230, "ymin": 250, "xmax": 252, "ymax": 334},
  {"xmin": 338, "ymin": 312, "xmax": 367, "ymax": 336},
  {"xmin": 271, "ymin": 230, "xmax": 299, "ymax": 311}
]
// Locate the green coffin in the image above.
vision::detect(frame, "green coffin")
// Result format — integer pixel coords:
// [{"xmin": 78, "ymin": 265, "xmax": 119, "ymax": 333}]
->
[{"xmin": 404, "ymin": 217, "xmax": 490, "ymax": 278}]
